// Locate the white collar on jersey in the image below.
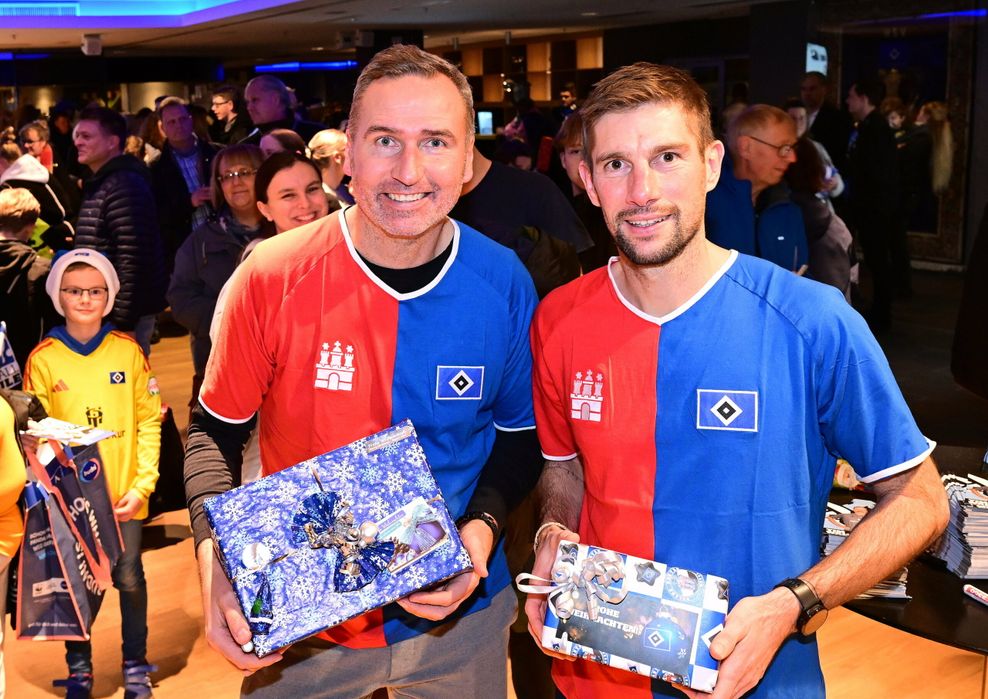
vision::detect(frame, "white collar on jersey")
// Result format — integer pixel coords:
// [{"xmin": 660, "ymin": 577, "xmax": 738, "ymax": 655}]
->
[
  {"xmin": 338, "ymin": 206, "xmax": 461, "ymax": 301},
  {"xmin": 606, "ymin": 249, "xmax": 739, "ymax": 326}
]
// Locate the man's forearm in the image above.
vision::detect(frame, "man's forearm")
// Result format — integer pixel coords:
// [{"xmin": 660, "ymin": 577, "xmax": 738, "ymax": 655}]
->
[
  {"xmin": 537, "ymin": 456, "xmax": 584, "ymax": 532},
  {"xmin": 466, "ymin": 427, "xmax": 543, "ymax": 529},
  {"xmin": 184, "ymin": 404, "xmax": 254, "ymax": 549},
  {"xmin": 801, "ymin": 457, "xmax": 948, "ymax": 609}
]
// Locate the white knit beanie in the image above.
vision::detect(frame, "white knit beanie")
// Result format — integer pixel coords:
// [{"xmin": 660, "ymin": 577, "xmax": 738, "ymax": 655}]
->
[{"xmin": 45, "ymin": 249, "xmax": 120, "ymax": 317}]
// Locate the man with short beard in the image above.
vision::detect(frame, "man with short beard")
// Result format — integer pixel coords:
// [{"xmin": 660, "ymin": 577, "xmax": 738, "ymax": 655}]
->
[
  {"xmin": 185, "ymin": 44, "xmax": 541, "ymax": 698},
  {"xmin": 524, "ymin": 62, "xmax": 947, "ymax": 699}
]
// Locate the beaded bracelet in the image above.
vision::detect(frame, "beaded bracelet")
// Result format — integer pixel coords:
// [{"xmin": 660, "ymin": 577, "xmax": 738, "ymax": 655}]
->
[{"xmin": 533, "ymin": 521, "xmax": 568, "ymax": 556}]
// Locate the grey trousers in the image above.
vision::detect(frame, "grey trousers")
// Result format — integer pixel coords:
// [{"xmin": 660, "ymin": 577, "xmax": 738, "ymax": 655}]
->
[{"xmin": 242, "ymin": 585, "xmax": 517, "ymax": 699}]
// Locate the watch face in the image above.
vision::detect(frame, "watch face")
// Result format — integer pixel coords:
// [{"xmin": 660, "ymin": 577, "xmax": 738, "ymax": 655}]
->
[{"xmin": 802, "ymin": 607, "xmax": 829, "ymax": 635}]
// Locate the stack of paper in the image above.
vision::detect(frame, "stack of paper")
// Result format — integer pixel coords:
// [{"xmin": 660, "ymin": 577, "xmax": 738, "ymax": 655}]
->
[
  {"xmin": 25, "ymin": 417, "xmax": 116, "ymax": 446},
  {"xmin": 821, "ymin": 499, "xmax": 910, "ymax": 598},
  {"xmin": 932, "ymin": 474, "xmax": 988, "ymax": 579}
]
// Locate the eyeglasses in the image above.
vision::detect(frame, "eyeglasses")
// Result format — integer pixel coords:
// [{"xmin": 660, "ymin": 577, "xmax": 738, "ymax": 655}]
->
[
  {"xmin": 212, "ymin": 99, "xmax": 232, "ymax": 107},
  {"xmin": 60, "ymin": 287, "xmax": 108, "ymax": 299},
  {"xmin": 217, "ymin": 168, "xmax": 257, "ymax": 182},
  {"xmin": 746, "ymin": 134, "xmax": 797, "ymax": 158}
]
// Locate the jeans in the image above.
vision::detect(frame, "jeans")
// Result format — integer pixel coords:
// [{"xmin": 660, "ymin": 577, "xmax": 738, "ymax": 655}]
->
[
  {"xmin": 65, "ymin": 519, "xmax": 147, "ymax": 673},
  {"xmin": 242, "ymin": 585, "xmax": 517, "ymax": 699}
]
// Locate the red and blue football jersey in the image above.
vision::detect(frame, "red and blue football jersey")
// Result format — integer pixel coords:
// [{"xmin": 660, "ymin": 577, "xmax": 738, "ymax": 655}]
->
[
  {"xmin": 201, "ymin": 209, "xmax": 537, "ymax": 647},
  {"xmin": 532, "ymin": 251, "xmax": 932, "ymax": 698}
]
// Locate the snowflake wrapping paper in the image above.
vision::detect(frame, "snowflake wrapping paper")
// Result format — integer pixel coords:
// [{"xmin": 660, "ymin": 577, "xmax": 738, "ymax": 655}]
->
[
  {"xmin": 530, "ymin": 542, "xmax": 729, "ymax": 692},
  {"xmin": 204, "ymin": 420, "xmax": 473, "ymax": 657}
]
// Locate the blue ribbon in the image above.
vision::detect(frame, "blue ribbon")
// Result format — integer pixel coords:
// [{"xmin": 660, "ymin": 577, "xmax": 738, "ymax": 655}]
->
[
  {"xmin": 248, "ymin": 574, "xmax": 273, "ymax": 635},
  {"xmin": 290, "ymin": 491, "xmax": 396, "ymax": 593}
]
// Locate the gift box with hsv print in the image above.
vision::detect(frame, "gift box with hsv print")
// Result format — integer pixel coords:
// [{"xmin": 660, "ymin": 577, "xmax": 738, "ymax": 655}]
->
[
  {"xmin": 204, "ymin": 420, "xmax": 472, "ymax": 657},
  {"xmin": 519, "ymin": 541, "xmax": 729, "ymax": 692}
]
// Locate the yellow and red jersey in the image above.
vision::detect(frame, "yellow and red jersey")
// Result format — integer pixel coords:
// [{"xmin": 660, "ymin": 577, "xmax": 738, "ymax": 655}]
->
[{"xmin": 25, "ymin": 325, "xmax": 161, "ymax": 520}]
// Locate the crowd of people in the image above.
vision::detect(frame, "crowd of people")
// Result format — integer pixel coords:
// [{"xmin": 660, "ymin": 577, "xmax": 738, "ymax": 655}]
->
[{"xmin": 0, "ymin": 44, "xmax": 957, "ymax": 699}]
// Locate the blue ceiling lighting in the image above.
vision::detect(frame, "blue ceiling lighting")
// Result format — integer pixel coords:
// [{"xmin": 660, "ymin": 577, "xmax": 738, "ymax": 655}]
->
[
  {"xmin": 0, "ymin": 0, "xmax": 293, "ymax": 27},
  {"xmin": 850, "ymin": 8, "xmax": 987, "ymax": 26},
  {"xmin": 0, "ymin": 51, "xmax": 50, "ymax": 59},
  {"xmin": 918, "ymin": 9, "xmax": 987, "ymax": 20},
  {"xmin": 255, "ymin": 61, "xmax": 360, "ymax": 73}
]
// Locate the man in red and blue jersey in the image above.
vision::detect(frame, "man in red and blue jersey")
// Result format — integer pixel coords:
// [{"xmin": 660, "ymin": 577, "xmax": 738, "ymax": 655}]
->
[
  {"xmin": 185, "ymin": 44, "xmax": 541, "ymax": 697},
  {"xmin": 525, "ymin": 62, "xmax": 948, "ymax": 699}
]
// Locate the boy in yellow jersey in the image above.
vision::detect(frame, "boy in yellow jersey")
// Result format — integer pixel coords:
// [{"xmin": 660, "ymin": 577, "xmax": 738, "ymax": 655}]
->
[{"xmin": 24, "ymin": 249, "xmax": 161, "ymax": 699}]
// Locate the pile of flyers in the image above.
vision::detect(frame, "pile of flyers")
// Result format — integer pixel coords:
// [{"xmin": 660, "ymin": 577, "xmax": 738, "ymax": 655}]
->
[
  {"xmin": 932, "ymin": 474, "xmax": 988, "ymax": 579},
  {"xmin": 24, "ymin": 417, "xmax": 116, "ymax": 446},
  {"xmin": 822, "ymin": 499, "xmax": 909, "ymax": 598}
]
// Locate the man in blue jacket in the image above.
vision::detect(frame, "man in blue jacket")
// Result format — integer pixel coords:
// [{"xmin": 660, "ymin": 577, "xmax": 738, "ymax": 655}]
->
[{"xmin": 705, "ymin": 104, "xmax": 808, "ymax": 273}]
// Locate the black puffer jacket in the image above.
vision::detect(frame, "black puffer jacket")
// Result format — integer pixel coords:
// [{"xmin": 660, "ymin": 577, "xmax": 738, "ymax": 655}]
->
[{"xmin": 74, "ymin": 154, "xmax": 168, "ymax": 329}]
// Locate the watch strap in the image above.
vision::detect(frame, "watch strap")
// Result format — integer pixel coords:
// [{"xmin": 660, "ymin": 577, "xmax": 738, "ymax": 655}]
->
[
  {"xmin": 455, "ymin": 511, "xmax": 499, "ymax": 539},
  {"xmin": 774, "ymin": 577, "xmax": 827, "ymax": 634}
]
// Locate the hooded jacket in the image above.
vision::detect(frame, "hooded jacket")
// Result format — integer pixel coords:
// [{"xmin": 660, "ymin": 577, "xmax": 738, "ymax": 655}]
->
[
  {"xmin": 0, "ymin": 154, "xmax": 75, "ymax": 251},
  {"xmin": 74, "ymin": 154, "xmax": 168, "ymax": 330},
  {"xmin": 0, "ymin": 238, "xmax": 58, "ymax": 368}
]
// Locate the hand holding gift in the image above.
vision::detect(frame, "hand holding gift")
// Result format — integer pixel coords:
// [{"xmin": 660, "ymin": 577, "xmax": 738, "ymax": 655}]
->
[
  {"xmin": 196, "ymin": 539, "xmax": 284, "ymax": 675},
  {"xmin": 518, "ymin": 540, "xmax": 729, "ymax": 693},
  {"xmin": 399, "ymin": 517, "xmax": 492, "ymax": 621},
  {"xmin": 671, "ymin": 587, "xmax": 798, "ymax": 699},
  {"xmin": 524, "ymin": 522, "xmax": 580, "ymax": 661}
]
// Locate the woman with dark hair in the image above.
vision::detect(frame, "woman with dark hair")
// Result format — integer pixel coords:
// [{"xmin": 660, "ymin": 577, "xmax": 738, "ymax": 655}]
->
[
  {"xmin": 259, "ymin": 128, "xmax": 307, "ymax": 159},
  {"xmin": 785, "ymin": 137, "xmax": 856, "ymax": 301},
  {"xmin": 167, "ymin": 143, "xmax": 267, "ymax": 403},
  {"xmin": 207, "ymin": 150, "xmax": 329, "ymax": 480},
  {"xmin": 252, "ymin": 150, "xmax": 327, "ymax": 233}
]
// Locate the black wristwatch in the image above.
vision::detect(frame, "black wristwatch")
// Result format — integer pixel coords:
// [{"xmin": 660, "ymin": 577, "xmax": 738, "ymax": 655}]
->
[
  {"xmin": 774, "ymin": 578, "xmax": 828, "ymax": 635},
  {"xmin": 455, "ymin": 511, "xmax": 499, "ymax": 539}
]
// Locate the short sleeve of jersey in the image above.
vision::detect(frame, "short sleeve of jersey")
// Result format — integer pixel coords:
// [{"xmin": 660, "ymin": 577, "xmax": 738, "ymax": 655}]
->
[
  {"xmin": 816, "ymin": 305, "xmax": 932, "ymax": 482},
  {"xmin": 492, "ymin": 261, "xmax": 538, "ymax": 432},
  {"xmin": 530, "ymin": 300, "xmax": 577, "ymax": 460},
  {"xmin": 199, "ymin": 254, "xmax": 277, "ymax": 423}
]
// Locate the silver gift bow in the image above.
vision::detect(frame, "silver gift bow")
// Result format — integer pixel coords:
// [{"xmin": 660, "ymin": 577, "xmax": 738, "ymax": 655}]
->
[{"xmin": 515, "ymin": 549, "xmax": 628, "ymax": 621}]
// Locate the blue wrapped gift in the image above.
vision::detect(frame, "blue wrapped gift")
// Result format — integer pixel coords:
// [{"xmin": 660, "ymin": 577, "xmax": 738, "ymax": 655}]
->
[
  {"xmin": 204, "ymin": 420, "xmax": 473, "ymax": 657},
  {"xmin": 517, "ymin": 542, "xmax": 729, "ymax": 692}
]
